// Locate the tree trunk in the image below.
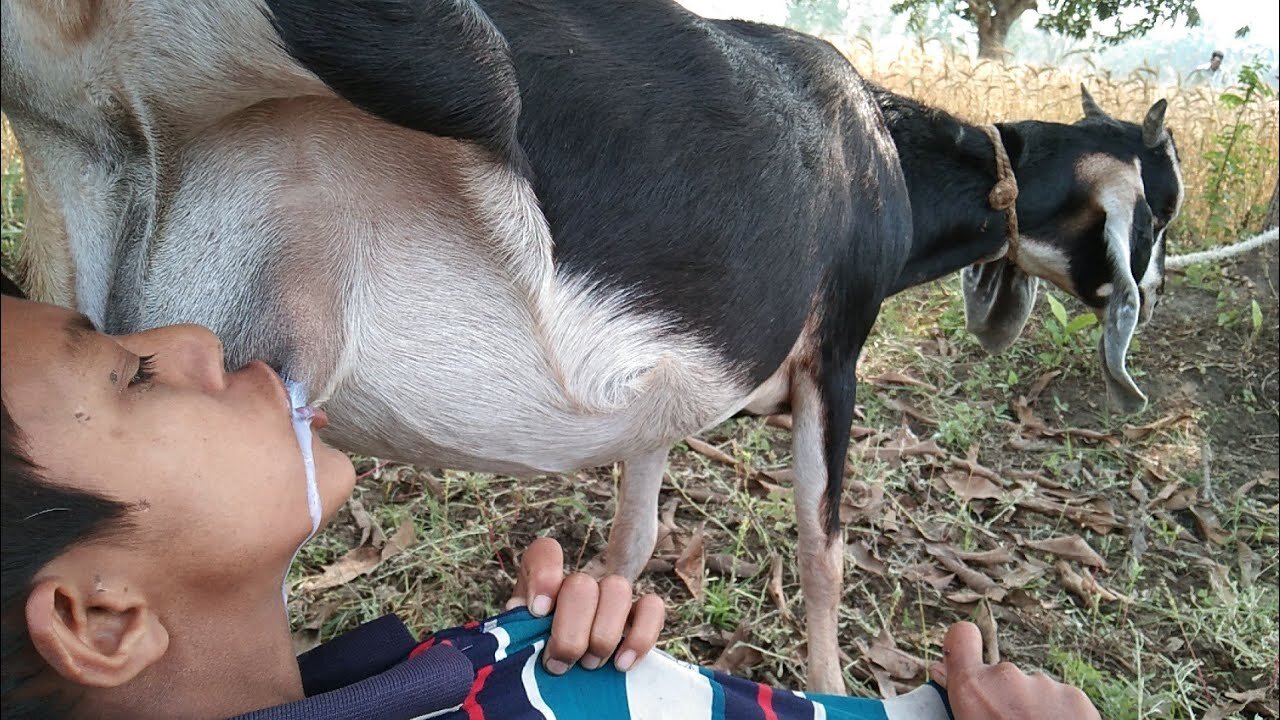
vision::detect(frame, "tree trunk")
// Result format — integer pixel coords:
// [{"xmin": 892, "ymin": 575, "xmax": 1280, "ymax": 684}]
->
[
  {"xmin": 976, "ymin": 24, "xmax": 1004, "ymax": 59},
  {"xmin": 974, "ymin": 0, "xmax": 1036, "ymax": 60}
]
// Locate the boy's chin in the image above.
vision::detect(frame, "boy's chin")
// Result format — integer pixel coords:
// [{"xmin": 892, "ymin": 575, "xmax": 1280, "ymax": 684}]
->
[{"xmin": 317, "ymin": 463, "xmax": 358, "ymax": 523}]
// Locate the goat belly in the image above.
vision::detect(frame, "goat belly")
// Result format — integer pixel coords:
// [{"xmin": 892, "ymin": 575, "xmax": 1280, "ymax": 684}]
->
[{"xmin": 312, "ymin": 274, "xmax": 756, "ymax": 475}]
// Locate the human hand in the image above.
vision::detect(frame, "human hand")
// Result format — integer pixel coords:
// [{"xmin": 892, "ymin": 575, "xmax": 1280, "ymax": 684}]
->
[
  {"xmin": 505, "ymin": 537, "xmax": 666, "ymax": 675},
  {"xmin": 930, "ymin": 622, "xmax": 1100, "ymax": 720}
]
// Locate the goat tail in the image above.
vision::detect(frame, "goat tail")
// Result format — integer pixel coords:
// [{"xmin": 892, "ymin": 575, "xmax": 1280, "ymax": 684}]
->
[{"xmin": 1166, "ymin": 228, "xmax": 1278, "ymax": 270}]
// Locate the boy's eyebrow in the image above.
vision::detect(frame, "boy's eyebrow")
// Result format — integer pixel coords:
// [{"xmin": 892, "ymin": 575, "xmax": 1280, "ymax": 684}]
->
[{"xmin": 62, "ymin": 312, "xmax": 99, "ymax": 359}]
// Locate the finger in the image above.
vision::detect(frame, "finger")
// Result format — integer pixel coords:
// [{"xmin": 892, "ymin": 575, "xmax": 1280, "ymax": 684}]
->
[
  {"xmin": 581, "ymin": 575, "xmax": 633, "ymax": 669},
  {"xmin": 614, "ymin": 594, "xmax": 665, "ymax": 672},
  {"xmin": 942, "ymin": 622, "xmax": 985, "ymax": 677},
  {"xmin": 989, "ymin": 661, "xmax": 1025, "ymax": 685},
  {"xmin": 929, "ymin": 662, "xmax": 948, "ymax": 688},
  {"xmin": 509, "ymin": 538, "xmax": 564, "ymax": 615},
  {"xmin": 544, "ymin": 573, "xmax": 599, "ymax": 675}
]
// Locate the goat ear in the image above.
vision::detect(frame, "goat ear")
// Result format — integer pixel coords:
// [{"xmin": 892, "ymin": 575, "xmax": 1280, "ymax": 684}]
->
[
  {"xmin": 264, "ymin": 0, "xmax": 523, "ymax": 165},
  {"xmin": 1096, "ymin": 203, "xmax": 1149, "ymax": 414},
  {"xmin": 1080, "ymin": 84, "xmax": 1109, "ymax": 120},
  {"xmin": 1098, "ymin": 288, "xmax": 1147, "ymax": 413},
  {"xmin": 1142, "ymin": 99, "xmax": 1169, "ymax": 148},
  {"xmin": 962, "ymin": 257, "xmax": 1039, "ymax": 354}
]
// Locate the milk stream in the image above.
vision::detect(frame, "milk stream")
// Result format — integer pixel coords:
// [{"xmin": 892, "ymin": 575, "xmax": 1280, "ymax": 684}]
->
[{"xmin": 282, "ymin": 378, "xmax": 323, "ymax": 604}]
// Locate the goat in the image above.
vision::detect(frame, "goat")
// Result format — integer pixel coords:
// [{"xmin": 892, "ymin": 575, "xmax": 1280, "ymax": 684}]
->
[
  {"xmin": 0, "ymin": 0, "xmax": 1179, "ymax": 692},
  {"xmin": 873, "ymin": 84, "xmax": 1184, "ymax": 413}
]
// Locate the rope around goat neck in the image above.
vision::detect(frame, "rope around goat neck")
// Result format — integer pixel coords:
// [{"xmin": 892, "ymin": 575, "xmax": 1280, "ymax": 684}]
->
[{"xmin": 981, "ymin": 124, "xmax": 1020, "ymax": 265}]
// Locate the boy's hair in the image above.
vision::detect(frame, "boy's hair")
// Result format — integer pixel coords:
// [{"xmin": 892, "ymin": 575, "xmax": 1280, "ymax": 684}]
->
[{"xmin": 1, "ymin": 274, "xmax": 134, "ymax": 718}]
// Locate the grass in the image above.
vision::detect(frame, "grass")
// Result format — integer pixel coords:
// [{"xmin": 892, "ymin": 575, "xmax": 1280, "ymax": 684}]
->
[{"xmin": 3, "ymin": 47, "xmax": 1278, "ymax": 719}]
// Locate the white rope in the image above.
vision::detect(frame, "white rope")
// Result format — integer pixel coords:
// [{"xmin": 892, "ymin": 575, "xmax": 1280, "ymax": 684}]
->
[{"xmin": 1166, "ymin": 227, "xmax": 1279, "ymax": 269}]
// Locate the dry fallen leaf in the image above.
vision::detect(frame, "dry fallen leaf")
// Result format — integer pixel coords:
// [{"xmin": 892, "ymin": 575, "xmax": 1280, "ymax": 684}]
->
[
  {"xmin": 928, "ymin": 545, "xmax": 1006, "ymax": 601},
  {"xmin": 643, "ymin": 557, "xmax": 674, "ymax": 574},
  {"xmin": 1010, "ymin": 397, "xmax": 1118, "ymax": 446},
  {"xmin": 1121, "ymin": 412, "xmax": 1192, "ymax": 441},
  {"xmin": 999, "ymin": 562, "xmax": 1046, "ymax": 589},
  {"xmin": 856, "ymin": 632, "xmax": 928, "ymax": 680},
  {"xmin": 1204, "ymin": 687, "xmax": 1277, "ymax": 720},
  {"xmin": 685, "ymin": 437, "xmax": 741, "ymax": 468},
  {"xmin": 748, "ymin": 470, "xmax": 790, "ymax": 498},
  {"xmin": 849, "ymin": 540, "xmax": 887, "ymax": 576},
  {"xmin": 1055, "ymin": 561, "xmax": 1127, "ymax": 605},
  {"xmin": 298, "ymin": 546, "xmax": 382, "ymax": 592},
  {"xmin": 767, "ymin": 554, "xmax": 791, "ymax": 618},
  {"xmin": 1160, "ymin": 486, "xmax": 1199, "ymax": 512},
  {"xmin": 347, "ymin": 498, "xmax": 376, "ymax": 547},
  {"xmin": 1198, "ymin": 559, "xmax": 1238, "ymax": 604},
  {"xmin": 1023, "ymin": 535, "xmax": 1107, "ymax": 570},
  {"xmin": 867, "ymin": 372, "xmax": 938, "ymax": 393},
  {"xmin": 903, "ymin": 562, "xmax": 956, "ymax": 591},
  {"xmin": 871, "ymin": 667, "xmax": 899, "ymax": 699},
  {"xmin": 1016, "ymin": 494, "xmax": 1121, "ymax": 534},
  {"xmin": 675, "ymin": 525, "xmax": 707, "ymax": 600},
  {"xmin": 943, "ymin": 471, "xmax": 1007, "ymax": 502},
  {"xmin": 381, "ymin": 515, "xmax": 416, "ymax": 562},
  {"xmin": 888, "ymin": 397, "xmax": 938, "ymax": 425},
  {"xmin": 840, "ymin": 480, "xmax": 886, "ymax": 523},
  {"xmin": 975, "ymin": 599, "xmax": 999, "ymax": 665},
  {"xmin": 653, "ymin": 496, "xmax": 680, "ymax": 554},
  {"xmin": 950, "ymin": 456, "xmax": 1003, "ymax": 482},
  {"xmin": 706, "ymin": 553, "xmax": 761, "ymax": 578},
  {"xmin": 711, "ymin": 623, "xmax": 763, "ymax": 674},
  {"xmin": 1224, "ymin": 687, "xmax": 1273, "ymax": 707},
  {"xmin": 952, "ymin": 547, "xmax": 1014, "ymax": 566},
  {"xmin": 1026, "ymin": 370, "xmax": 1062, "ymax": 404},
  {"xmin": 1190, "ymin": 506, "xmax": 1232, "ymax": 545},
  {"xmin": 1004, "ymin": 589, "xmax": 1055, "ymax": 611},
  {"xmin": 855, "ymin": 436, "xmax": 946, "ymax": 464}
]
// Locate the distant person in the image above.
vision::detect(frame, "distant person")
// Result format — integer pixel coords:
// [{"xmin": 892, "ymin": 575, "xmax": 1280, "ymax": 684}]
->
[{"xmin": 1190, "ymin": 50, "xmax": 1227, "ymax": 89}]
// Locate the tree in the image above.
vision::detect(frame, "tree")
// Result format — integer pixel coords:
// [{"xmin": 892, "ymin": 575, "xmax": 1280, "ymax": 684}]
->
[
  {"xmin": 886, "ymin": 0, "xmax": 1202, "ymax": 60},
  {"xmin": 786, "ymin": 0, "xmax": 849, "ymax": 38}
]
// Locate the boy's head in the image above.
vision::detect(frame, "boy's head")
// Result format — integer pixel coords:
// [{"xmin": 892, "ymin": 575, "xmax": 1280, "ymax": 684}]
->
[{"xmin": 0, "ymin": 283, "xmax": 356, "ymax": 718}]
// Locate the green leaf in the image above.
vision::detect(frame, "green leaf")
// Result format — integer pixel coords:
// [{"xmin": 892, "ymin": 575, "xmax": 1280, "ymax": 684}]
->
[
  {"xmin": 1006, "ymin": 369, "xmax": 1019, "ymax": 385},
  {"xmin": 1046, "ymin": 293, "xmax": 1069, "ymax": 327},
  {"xmin": 1065, "ymin": 313, "xmax": 1098, "ymax": 335},
  {"xmin": 1251, "ymin": 299, "xmax": 1264, "ymax": 334}
]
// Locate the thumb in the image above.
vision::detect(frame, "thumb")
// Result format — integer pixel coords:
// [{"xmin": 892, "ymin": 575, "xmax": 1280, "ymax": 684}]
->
[{"xmin": 942, "ymin": 622, "xmax": 985, "ymax": 678}]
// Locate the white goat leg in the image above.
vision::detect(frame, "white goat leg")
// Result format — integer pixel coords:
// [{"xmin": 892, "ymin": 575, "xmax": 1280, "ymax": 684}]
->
[
  {"xmin": 603, "ymin": 448, "xmax": 670, "ymax": 581},
  {"xmin": 791, "ymin": 372, "xmax": 846, "ymax": 694}
]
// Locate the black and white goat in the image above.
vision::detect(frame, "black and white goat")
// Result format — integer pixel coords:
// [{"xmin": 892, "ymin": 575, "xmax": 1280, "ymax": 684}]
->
[
  {"xmin": 875, "ymin": 84, "xmax": 1184, "ymax": 412},
  {"xmin": 0, "ymin": 0, "xmax": 1179, "ymax": 692}
]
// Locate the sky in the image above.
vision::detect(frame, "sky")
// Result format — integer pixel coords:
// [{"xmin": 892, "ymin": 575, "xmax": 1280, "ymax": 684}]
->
[{"xmin": 677, "ymin": 0, "xmax": 1279, "ymax": 78}]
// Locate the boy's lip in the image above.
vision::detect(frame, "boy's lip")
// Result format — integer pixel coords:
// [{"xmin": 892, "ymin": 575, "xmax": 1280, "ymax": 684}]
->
[
  {"xmin": 251, "ymin": 361, "xmax": 329, "ymax": 429},
  {"xmin": 247, "ymin": 360, "xmax": 293, "ymax": 412}
]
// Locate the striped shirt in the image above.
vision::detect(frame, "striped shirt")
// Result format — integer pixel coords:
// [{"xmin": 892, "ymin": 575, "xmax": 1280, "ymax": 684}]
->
[{"xmin": 232, "ymin": 609, "xmax": 953, "ymax": 720}]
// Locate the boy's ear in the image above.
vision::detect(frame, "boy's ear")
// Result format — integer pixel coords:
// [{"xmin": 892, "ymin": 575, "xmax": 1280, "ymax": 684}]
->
[{"xmin": 25, "ymin": 578, "xmax": 169, "ymax": 688}]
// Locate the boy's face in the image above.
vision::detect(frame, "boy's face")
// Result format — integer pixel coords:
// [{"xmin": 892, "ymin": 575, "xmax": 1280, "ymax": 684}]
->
[{"xmin": 1, "ymin": 296, "xmax": 357, "ymax": 594}]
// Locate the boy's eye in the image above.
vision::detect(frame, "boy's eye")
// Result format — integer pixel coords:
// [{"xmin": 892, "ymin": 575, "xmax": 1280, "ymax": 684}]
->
[{"xmin": 130, "ymin": 354, "xmax": 157, "ymax": 387}]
